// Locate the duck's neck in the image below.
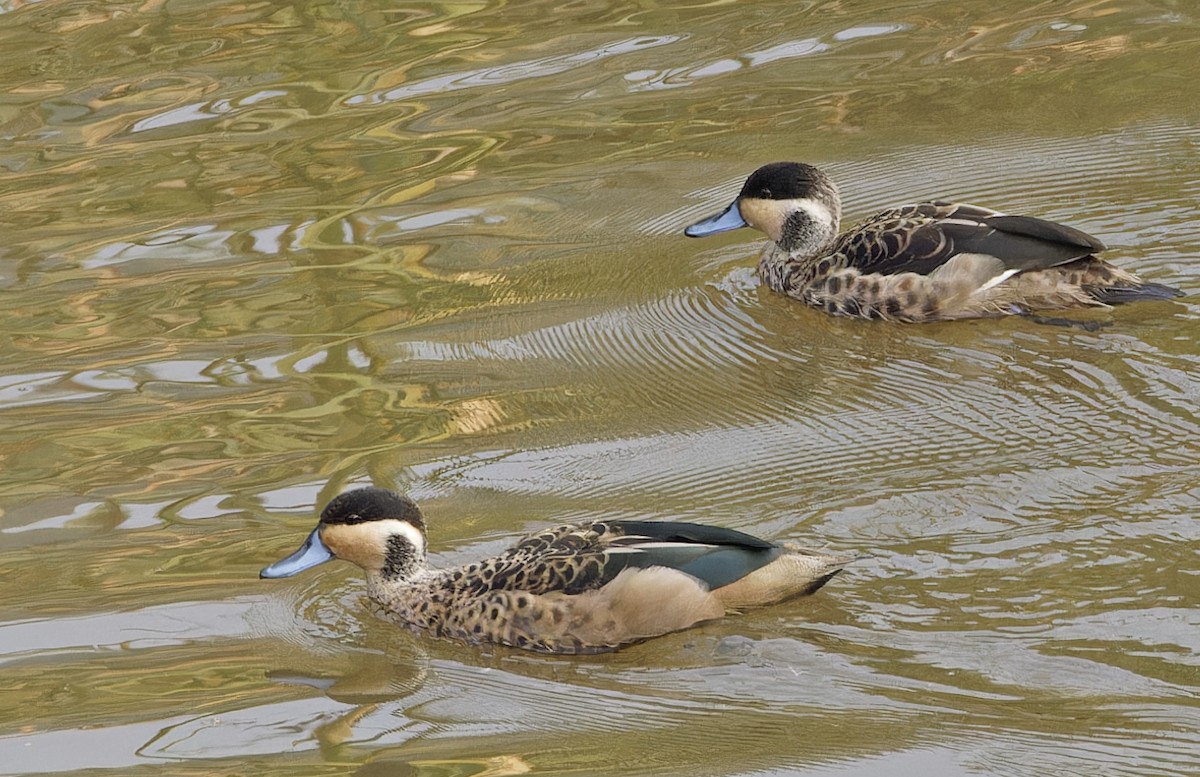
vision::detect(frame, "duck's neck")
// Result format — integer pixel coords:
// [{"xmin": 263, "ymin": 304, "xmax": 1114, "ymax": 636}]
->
[
  {"xmin": 759, "ymin": 200, "xmax": 841, "ymax": 294},
  {"xmin": 369, "ymin": 536, "xmax": 427, "ymax": 586}
]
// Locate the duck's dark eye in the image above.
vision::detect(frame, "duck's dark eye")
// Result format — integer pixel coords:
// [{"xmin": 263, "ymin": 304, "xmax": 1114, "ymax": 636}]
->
[{"xmin": 757, "ymin": 188, "xmax": 772, "ymax": 199}]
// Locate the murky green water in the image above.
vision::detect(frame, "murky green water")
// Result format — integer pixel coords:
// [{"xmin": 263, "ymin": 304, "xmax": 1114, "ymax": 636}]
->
[{"xmin": 2, "ymin": 0, "xmax": 1198, "ymax": 774}]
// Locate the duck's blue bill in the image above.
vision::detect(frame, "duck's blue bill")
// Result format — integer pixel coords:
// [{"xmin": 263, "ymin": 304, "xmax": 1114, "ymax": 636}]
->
[
  {"xmin": 684, "ymin": 201, "xmax": 747, "ymax": 237},
  {"xmin": 260, "ymin": 527, "xmax": 334, "ymax": 578}
]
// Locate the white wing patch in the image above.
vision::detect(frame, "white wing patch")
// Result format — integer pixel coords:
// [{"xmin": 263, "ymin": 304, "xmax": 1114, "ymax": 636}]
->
[
  {"xmin": 977, "ymin": 267, "xmax": 1021, "ymax": 292},
  {"xmin": 605, "ymin": 541, "xmax": 716, "ymax": 554}
]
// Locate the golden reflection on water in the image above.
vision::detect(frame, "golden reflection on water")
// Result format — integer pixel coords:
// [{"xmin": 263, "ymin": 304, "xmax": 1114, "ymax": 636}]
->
[{"xmin": 1, "ymin": 0, "xmax": 1198, "ymax": 775}]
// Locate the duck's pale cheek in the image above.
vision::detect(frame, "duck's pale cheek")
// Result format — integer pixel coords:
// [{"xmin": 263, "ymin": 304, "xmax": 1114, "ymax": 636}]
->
[
  {"xmin": 736, "ymin": 197, "xmax": 776, "ymax": 235},
  {"xmin": 320, "ymin": 523, "xmax": 386, "ymax": 571}
]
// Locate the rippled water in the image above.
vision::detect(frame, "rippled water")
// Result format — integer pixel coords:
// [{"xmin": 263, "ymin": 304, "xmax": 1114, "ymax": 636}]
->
[{"xmin": 2, "ymin": 0, "xmax": 1198, "ymax": 775}]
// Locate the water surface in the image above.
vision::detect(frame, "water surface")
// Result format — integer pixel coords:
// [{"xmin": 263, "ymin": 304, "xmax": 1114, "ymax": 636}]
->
[{"xmin": 1, "ymin": 1, "xmax": 1198, "ymax": 775}]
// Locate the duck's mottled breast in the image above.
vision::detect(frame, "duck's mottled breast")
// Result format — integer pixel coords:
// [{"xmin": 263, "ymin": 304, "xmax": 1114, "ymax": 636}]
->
[
  {"xmin": 374, "ymin": 523, "xmax": 613, "ymax": 613},
  {"xmin": 368, "ymin": 522, "xmax": 625, "ymax": 651}
]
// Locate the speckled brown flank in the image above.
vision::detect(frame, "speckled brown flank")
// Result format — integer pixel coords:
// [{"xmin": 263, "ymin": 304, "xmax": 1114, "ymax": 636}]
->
[{"xmin": 777, "ymin": 243, "xmax": 1176, "ymax": 322}]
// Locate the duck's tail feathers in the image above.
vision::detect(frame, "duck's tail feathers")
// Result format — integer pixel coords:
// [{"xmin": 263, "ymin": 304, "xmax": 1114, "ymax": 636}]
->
[{"xmin": 1089, "ymin": 282, "xmax": 1184, "ymax": 305}]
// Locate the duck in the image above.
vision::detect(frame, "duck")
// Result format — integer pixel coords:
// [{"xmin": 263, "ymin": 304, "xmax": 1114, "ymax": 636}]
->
[
  {"xmin": 684, "ymin": 161, "xmax": 1182, "ymax": 322},
  {"xmin": 260, "ymin": 486, "xmax": 853, "ymax": 654}
]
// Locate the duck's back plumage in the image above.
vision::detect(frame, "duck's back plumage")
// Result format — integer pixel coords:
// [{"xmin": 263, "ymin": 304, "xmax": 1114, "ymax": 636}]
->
[
  {"xmin": 833, "ymin": 202, "xmax": 1104, "ymax": 277},
  {"xmin": 778, "ymin": 202, "xmax": 1174, "ymax": 320}
]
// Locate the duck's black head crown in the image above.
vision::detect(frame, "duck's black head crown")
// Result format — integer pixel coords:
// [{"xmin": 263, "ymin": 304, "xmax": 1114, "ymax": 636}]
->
[
  {"xmin": 738, "ymin": 162, "xmax": 833, "ymax": 202},
  {"xmin": 320, "ymin": 486, "xmax": 425, "ymax": 530}
]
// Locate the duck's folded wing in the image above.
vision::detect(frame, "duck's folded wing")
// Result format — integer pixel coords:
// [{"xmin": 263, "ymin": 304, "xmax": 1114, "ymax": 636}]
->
[
  {"xmin": 839, "ymin": 203, "xmax": 1105, "ymax": 277},
  {"xmin": 600, "ymin": 521, "xmax": 783, "ymax": 591}
]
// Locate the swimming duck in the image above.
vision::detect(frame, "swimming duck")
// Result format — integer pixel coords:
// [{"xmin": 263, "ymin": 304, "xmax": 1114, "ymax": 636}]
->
[
  {"xmin": 685, "ymin": 162, "xmax": 1182, "ymax": 321},
  {"xmin": 261, "ymin": 486, "xmax": 853, "ymax": 654}
]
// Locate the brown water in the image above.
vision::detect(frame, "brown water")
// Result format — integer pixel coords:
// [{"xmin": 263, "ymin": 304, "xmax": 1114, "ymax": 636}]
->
[{"xmin": 1, "ymin": 0, "xmax": 1198, "ymax": 774}]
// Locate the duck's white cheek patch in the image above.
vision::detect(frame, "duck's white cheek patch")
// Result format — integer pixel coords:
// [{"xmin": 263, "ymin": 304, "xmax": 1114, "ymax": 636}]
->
[
  {"xmin": 321, "ymin": 520, "xmax": 425, "ymax": 571},
  {"xmin": 793, "ymin": 198, "xmax": 835, "ymax": 233},
  {"xmin": 374, "ymin": 519, "xmax": 426, "ymax": 558}
]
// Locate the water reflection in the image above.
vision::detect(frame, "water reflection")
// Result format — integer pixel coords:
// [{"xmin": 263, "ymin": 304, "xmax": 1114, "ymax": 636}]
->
[{"xmin": 347, "ymin": 36, "xmax": 682, "ymax": 105}]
